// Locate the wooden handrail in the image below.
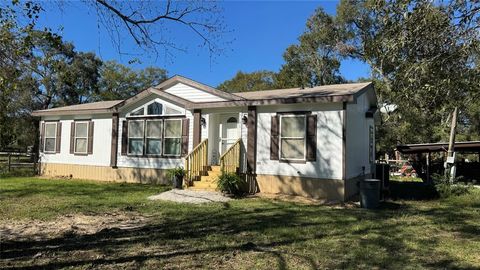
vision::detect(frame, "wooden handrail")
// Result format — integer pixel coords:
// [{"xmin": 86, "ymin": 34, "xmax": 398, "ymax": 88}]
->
[
  {"xmin": 184, "ymin": 139, "xmax": 208, "ymax": 186},
  {"xmin": 220, "ymin": 138, "xmax": 242, "ymax": 174}
]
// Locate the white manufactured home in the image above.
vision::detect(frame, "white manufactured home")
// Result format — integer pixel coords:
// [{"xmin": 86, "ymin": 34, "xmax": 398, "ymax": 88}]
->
[{"xmin": 32, "ymin": 75, "xmax": 377, "ymax": 201}]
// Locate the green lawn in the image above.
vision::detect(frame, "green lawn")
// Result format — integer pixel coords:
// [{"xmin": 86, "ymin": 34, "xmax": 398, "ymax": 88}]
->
[{"xmin": 1, "ymin": 177, "xmax": 479, "ymax": 269}]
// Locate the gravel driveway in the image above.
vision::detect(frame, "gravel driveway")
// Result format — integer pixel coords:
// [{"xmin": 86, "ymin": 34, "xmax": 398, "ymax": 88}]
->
[{"xmin": 148, "ymin": 189, "xmax": 232, "ymax": 204}]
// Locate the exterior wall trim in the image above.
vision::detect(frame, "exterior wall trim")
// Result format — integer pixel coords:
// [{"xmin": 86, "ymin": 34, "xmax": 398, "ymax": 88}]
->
[
  {"xmin": 110, "ymin": 113, "xmax": 119, "ymax": 168},
  {"xmin": 247, "ymin": 106, "xmax": 257, "ymax": 174},
  {"xmin": 193, "ymin": 109, "xmax": 202, "ymax": 147}
]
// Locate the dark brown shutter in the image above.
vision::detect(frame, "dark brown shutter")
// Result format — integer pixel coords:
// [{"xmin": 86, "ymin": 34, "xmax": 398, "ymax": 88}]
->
[
  {"xmin": 121, "ymin": 120, "xmax": 128, "ymax": 155},
  {"xmin": 270, "ymin": 115, "xmax": 279, "ymax": 160},
  {"xmin": 70, "ymin": 122, "xmax": 75, "ymax": 154},
  {"xmin": 87, "ymin": 121, "xmax": 94, "ymax": 154},
  {"xmin": 306, "ymin": 114, "xmax": 317, "ymax": 161},
  {"xmin": 181, "ymin": 118, "xmax": 190, "ymax": 156},
  {"xmin": 39, "ymin": 122, "xmax": 45, "ymax": 153},
  {"xmin": 55, "ymin": 122, "xmax": 62, "ymax": 153}
]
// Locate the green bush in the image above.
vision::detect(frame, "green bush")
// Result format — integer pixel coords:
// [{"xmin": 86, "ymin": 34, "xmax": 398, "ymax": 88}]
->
[
  {"xmin": 435, "ymin": 183, "xmax": 471, "ymax": 198},
  {"xmin": 216, "ymin": 172, "xmax": 246, "ymax": 196},
  {"xmin": 166, "ymin": 167, "xmax": 185, "ymax": 179},
  {"xmin": 432, "ymin": 174, "xmax": 471, "ymax": 198}
]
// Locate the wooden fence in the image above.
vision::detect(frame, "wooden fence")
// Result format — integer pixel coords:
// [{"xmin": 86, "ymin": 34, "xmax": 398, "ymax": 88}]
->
[{"xmin": 0, "ymin": 151, "xmax": 37, "ymax": 173}]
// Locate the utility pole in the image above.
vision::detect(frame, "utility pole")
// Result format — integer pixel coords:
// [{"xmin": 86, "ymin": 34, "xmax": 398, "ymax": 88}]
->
[{"xmin": 445, "ymin": 107, "xmax": 458, "ymax": 183}]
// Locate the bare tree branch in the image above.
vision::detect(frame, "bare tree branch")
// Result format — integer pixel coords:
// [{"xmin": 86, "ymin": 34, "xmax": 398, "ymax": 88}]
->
[{"xmin": 91, "ymin": 0, "xmax": 227, "ymax": 60}]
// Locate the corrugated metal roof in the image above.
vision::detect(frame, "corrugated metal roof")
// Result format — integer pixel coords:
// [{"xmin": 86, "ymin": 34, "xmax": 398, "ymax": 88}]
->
[{"xmin": 396, "ymin": 141, "xmax": 480, "ymax": 153}]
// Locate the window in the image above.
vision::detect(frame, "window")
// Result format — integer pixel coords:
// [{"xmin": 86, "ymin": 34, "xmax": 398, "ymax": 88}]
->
[
  {"xmin": 128, "ymin": 120, "xmax": 145, "ymax": 155},
  {"xmin": 74, "ymin": 122, "xmax": 89, "ymax": 154},
  {"xmin": 227, "ymin": 117, "xmax": 237, "ymax": 123},
  {"xmin": 126, "ymin": 118, "xmax": 183, "ymax": 157},
  {"xmin": 147, "ymin": 102, "xmax": 163, "ymax": 115},
  {"xmin": 146, "ymin": 120, "xmax": 162, "ymax": 155},
  {"xmin": 163, "ymin": 119, "xmax": 182, "ymax": 156},
  {"xmin": 131, "ymin": 107, "xmax": 144, "ymax": 116},
  {"xmin": 129, "ymin": 100, "xmax": 186, "ymax": 117},
  {"xmin": 280, "ymin": 115, "xmax": 306, "ymax": 160},
  {"xmin": 44, "ymin": 123, "xmax": 57, "ymax": 153},
  {"xmin": 164, "ymin": 106, "xmax": 182, "ymax": 115}
]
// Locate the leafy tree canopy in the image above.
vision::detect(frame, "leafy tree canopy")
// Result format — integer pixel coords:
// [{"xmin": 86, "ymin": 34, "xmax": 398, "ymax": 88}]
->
[{"xmin": 217, "ymin": 71, "xmax": 276, "ymax": 92}]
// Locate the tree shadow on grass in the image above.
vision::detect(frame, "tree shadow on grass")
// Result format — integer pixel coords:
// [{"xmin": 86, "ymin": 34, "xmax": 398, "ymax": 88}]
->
[{"xmin": 1, "ymin": 199, "xmax": 478, "ymax": 269}]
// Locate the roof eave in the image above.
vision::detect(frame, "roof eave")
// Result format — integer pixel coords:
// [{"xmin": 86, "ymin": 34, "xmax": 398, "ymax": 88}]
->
[
  {"xmin": 187, "ymin": 95, "xmax": 354, "ymax": 109},
  {"xmin": 31, "ymin": 108, "xmax": 116, "ymax": 117}
]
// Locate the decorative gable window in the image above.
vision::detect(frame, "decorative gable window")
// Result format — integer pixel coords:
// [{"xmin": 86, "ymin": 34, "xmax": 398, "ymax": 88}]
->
[
  {"xmin": 164, "ymin": 106, "xmax": 182, "ymax": 115},
  {"xmin": 44, "ymin": 123, "xmax": 58, "ymax": 153},
  {"xmin": 131, "ymin": 108, "xmax": 144, "ymax": 116},
  {"xmin": 147, "ymin": 102, "xmax": 162, "ymax": 115},
  {"xmin": 127, "ymin": 100, "xmax": 184, "ymax": 117},
  {"xmin": 280, "ymin": 115, "xmax": 306, "ymax": 161}
]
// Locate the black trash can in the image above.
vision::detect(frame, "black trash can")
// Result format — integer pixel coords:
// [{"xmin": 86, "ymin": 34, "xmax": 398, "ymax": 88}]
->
[
  {"xmin": 360, "ymin": 179, "xmax": 380, "ymax": 209},
  {"xmin": 172, "ymin": 175, "xmax": 183, "ymax": 189}
]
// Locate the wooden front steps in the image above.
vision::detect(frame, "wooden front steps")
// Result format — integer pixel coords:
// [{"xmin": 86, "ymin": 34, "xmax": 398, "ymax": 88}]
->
[{"xmin": 188, "ymin": 165, "xmax": 221, "ymax": 191}]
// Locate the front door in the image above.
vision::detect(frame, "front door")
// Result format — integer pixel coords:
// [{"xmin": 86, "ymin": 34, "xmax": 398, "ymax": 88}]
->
[{"xmin": 219, "ymin": 114, "xmax": 239, "ymax": 155}]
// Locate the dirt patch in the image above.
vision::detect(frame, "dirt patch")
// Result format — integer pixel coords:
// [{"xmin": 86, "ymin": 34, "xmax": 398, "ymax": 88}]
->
[{"xmin": 0, "ymin": 212, "xmax": 150, "ymax": 242}]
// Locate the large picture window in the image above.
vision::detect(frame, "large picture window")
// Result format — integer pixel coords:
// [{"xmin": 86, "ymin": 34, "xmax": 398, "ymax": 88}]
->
[
  {"xmin": 44, "ymin": 123, "xmax": 57, "ymax": 153},
  {"xmin": 280, "ymin": 115, "xmax": 306, "ymax": 161},
  {"xmin": 164, "ymin": 119, "xmax": 182, "ymax": 156},
  {"xmin": 74, "ymin": 122, "xmax": 89, "ymax": 154},
  {"xmin": 127, "ymin": 118, "xmax": 183, "ymax": 157}
]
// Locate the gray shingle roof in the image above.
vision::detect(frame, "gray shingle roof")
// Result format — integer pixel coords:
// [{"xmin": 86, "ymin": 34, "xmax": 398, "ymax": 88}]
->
[
  {"xmin": 31, "ymin": 100, "xmax": 123, "ymax": 116},
  {"xmin": 233, "ymin": 82, "xmax": 372, "ymax": 100}
]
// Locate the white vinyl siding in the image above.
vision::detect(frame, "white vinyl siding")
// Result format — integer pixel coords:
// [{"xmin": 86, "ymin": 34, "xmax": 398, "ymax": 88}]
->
[
  {"xmin": 255, "ymin": 103, "xmax": 344, "ymax": 180},
  {"xmin": 164, "ymin": 83, "xmax": 226, "ymax": 103},
  {"xmin": 39, "ymin": 117, "xmax": 112, "ymax": 166}
]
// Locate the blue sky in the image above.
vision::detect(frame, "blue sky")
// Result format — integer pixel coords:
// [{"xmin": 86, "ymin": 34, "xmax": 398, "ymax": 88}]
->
[{"xmin": 37, "ymin": 1, "xmax": 370, "ymax": 87}]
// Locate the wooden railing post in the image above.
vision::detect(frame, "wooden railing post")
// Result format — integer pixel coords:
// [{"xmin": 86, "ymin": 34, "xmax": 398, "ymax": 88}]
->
[
  {"xmin": 184, "ymin": 139, "xmax": 208, "ymax": 186},
  {"xmin": 7, "ymin": 153, "xmax": 11, "ymax": 172},
  {"xmin": 219, "ymin": 139, "xmax": 242, "ymax": 174}
]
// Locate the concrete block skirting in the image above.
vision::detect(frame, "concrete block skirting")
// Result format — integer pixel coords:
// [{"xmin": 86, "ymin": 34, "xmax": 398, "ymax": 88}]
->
[
  {"xmin": 255, "ymin": 174, "xmax": 345, "ymax": 202},
  {"xmin": 39, "ymin": 163, "xmax": 169, "ymax": 185}
]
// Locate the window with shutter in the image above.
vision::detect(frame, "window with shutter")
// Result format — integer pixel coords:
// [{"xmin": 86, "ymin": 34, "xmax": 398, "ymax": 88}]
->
[
  {"xmin": 279, "ymin": 115, "xmax": 306, "ymax": 161},
  {"xmin": 44, "ymin": 123, "xmax": 57, "ymax": 153},
  {"xmin": 74, "ymin": 122, "xmax": 89, "ymax": 154},
  {"xmin": 124, "ymin": 118, "xmax": 184, "ymax": 157}
]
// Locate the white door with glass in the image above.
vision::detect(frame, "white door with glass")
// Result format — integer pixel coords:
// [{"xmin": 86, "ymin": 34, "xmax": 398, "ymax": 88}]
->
[{"xmin": 219, "ymin": 115, "xmax": 239, "ymax": 155}]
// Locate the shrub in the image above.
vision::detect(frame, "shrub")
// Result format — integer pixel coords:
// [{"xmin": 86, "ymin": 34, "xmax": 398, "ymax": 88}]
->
[
  {"xmin": 216, "ymin": 172, "xmax": 245, "ymax": 196},
  {"xmin": 166, "ymin": 167, "xmax": 185, "ymax": 181},
  {"xmin": 432, "ymin": 174, "xmax": 471, "ymax": 198}
]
